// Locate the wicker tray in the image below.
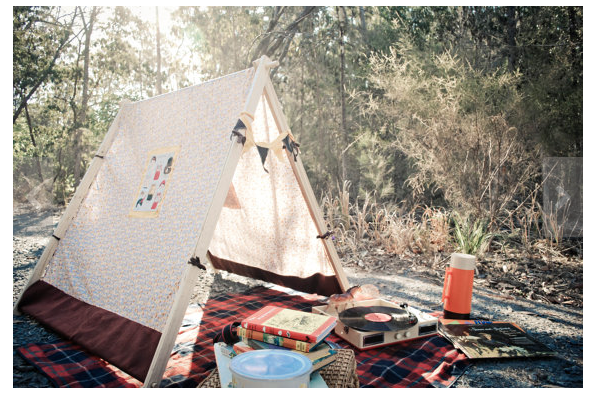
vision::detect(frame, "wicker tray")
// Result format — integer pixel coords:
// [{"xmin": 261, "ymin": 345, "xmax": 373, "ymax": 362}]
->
[{"xmin": 198, "ymin": 348, "xmax": 359, "ymax": 388}]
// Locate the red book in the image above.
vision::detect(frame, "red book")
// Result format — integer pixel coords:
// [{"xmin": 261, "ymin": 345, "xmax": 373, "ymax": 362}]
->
[
  {"xmin": 237, "ymin": 327, "xmax": 322, "ymax": 352},
  {"xmin": 240, "ymin": 305, "xmax": 337, "ymax": 344}
]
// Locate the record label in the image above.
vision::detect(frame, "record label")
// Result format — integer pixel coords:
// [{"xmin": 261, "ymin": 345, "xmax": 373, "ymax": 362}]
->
[
  {"xmin": 339, "ymin": 306, "xmax": 418, "ymax": 332},
  {"xmin": 364, "ymin": 313, "xmax": 392, "ymax": 323}
]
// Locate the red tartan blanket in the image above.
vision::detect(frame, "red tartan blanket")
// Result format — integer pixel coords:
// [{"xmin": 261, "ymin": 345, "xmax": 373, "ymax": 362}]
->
[{"xmin": 17, "ymin": 286, "xmax": 469, "ymax": 388}]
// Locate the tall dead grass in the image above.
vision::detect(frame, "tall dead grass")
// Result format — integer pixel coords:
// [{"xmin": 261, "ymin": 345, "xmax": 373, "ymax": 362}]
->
[
  {"xmin": 321, "ymin": 181, "xmax": 579, "ymax": 260},
  {"xmin": 321, "ymin": 182, "xmax": 451, "ymax": 257}
]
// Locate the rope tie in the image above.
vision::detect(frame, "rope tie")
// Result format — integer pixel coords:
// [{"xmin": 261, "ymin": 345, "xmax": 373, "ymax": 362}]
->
[
  {"xmin": 188, "ymin": 256, "xmax": 206, "ymax": 270},
  {"xmin": 290, "ymin": 140, "xmax": 300, "ymax": 161},
  {"xmin": 230, "ymin": 129, "xmax": 246, "ymax": 144},
  {"xmin": 230, "ymin": 119, "xmax": 247, "ymax": 144},
  {"xmin": 282, "ymin": 133, "xmax": 300, "ymax": 161},
  {"xmin": 317, "ymin": 230, "xmax": 334, "ymax": 240}
]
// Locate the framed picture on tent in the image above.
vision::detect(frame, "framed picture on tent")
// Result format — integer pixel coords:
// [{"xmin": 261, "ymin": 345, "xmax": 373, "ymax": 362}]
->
[{"xmin": 129, "ymin": 146, "xmax": 180, "ymax": 218}]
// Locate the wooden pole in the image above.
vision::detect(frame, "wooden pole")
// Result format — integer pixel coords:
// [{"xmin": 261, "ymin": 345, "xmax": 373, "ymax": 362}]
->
[
  {"xmin": 262, "ymin": 79, "xmax": 350, "ymax": 293},
  {"xmin": 13, "ymin": 101, "xmax": 131, "ymax": 315},
  {"xmin": 142, "ymin": 56, "xmax": 276, "ymax": 387}
]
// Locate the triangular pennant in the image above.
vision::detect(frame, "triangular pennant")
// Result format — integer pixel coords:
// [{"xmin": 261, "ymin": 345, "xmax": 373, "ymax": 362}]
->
[
  {"xmin": 231, "ymin": 119, "xmax": 247, "ymax": 145},
  {"xmin": 233, "ymin": 119, "xmax": 246, "ymax": 132},
  {"xmin": 223, "ymin": 182, "xmax": 241, "ymax": 210},
  {"xmin": 256, "ymin": 145, "xmax": 270, "ymax": 173},
  {"xmin": 282, "ymin": 135, "xmax": 293, "ymax": 154}
]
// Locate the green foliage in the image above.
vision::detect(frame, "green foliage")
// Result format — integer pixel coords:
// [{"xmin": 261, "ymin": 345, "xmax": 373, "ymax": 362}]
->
[
  {"xmin": 13, "ymin": 6, "xmax": 204, "ymax": 205},
  {"xmin": 355, "ymin": 130, "xmax": 395, "ymax": 200},
  {"xmin": 13, "ymin": 5, "xmax": 582, "ymax": 221},
  {"xmin": 362, "ymin": 41, "xmax": 541, "ymax": 222},
  {"xmin": 451, "ymin": 212, "xmax": 492, "ymax": 256}
]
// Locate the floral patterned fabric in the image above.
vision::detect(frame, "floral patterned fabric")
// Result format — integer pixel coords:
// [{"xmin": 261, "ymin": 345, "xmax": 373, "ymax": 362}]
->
[
  {"xmin": 40, "ymin": 66, "xmax": 340, "ymax": 335},
  {"xmin": 42, "ymin": 69, "xmax": 255, "ymax": 332},
  {"xmin": 209, "ymin": 94, "xmax": 336, "ymax": 280}
]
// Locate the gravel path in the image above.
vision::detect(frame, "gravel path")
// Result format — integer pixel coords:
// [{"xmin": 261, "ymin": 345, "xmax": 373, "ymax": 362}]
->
[
  {"xmin": 341, "ymin": 266, "xmax": 583, "ymax": 387},
  {"xmin": 12, "ymin": 207, "xmax": 583, "ymax": 388}
]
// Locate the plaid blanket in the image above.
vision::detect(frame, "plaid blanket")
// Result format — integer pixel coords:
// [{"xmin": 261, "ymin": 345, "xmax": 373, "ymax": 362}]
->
[{"xmin": 17, "ymin": 286, "xmax": 468, "ymax": 388}]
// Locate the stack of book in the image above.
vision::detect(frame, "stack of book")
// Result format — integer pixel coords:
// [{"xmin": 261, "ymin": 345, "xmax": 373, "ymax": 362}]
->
[{"xmin": 234, "ymin": 305, "xmax": 340, "ymax": 371}]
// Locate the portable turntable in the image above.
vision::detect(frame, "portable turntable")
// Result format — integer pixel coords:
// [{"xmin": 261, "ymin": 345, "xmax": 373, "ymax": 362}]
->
[{"xmin": 312, "ymin": 299, "xmax": 438, "ymax": 350}]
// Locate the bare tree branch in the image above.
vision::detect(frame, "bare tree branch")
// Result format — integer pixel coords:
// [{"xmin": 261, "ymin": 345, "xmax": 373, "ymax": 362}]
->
[
  {"xmin": 13, "ymin": 9, "xmax": 80, "ymax": 124},
  {"xmin": 250, "ymin": 6, "xmax": 317, "ymax": 63}
]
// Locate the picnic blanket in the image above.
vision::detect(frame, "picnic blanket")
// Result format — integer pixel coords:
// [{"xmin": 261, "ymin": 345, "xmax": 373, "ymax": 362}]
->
[{"xmin": 17, "ymin": 286, "xmax": 469, "ymax": 388}]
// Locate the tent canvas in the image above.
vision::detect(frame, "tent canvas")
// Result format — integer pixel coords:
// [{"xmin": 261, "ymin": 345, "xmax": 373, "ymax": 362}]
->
[{"xmin": 14, "ymin": 57, "xmax": 349, "ymax": 387}]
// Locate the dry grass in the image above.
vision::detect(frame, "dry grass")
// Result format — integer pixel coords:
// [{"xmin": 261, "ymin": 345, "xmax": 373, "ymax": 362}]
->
[
  {"xmin": 321, "ymin": 190, "xmax": 582, "ymax": 309},
  {"xmin": 322, "ymin": 187, "xmax": 452, "ymax": 258},
  {"xmin": 321, "ymin": 187, "xmax": 580, "ymax": 263}
]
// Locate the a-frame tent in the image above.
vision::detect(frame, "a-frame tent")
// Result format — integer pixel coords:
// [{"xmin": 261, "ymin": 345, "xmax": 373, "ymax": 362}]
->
[{"xmin": 14, "ymin": 56, "xmax": 349, "ymax": 387}]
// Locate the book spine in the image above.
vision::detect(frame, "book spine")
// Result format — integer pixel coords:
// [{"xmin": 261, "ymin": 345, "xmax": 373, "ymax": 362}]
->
[
  {"xmin": 237, "ymin": 327, "xmax": 313, "ymax": 352},
  {"xmin": 232, "ymin": 342, "xmax": 253, "ymax": 355},
  {"xmin": 242, "ymin": 322, "xmax": 314, "ymax": 343}
]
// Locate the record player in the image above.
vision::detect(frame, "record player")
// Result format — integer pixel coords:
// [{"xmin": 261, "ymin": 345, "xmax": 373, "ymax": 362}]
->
[{"xmin": 312, "ymin": 299, "xmax": 438, "ymax": 350}]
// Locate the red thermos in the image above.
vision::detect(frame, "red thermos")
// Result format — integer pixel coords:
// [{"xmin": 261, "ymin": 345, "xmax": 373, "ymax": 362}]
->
[{"xmin": 442, "ymin": 253, "xmax": 476, "ymax": 319}]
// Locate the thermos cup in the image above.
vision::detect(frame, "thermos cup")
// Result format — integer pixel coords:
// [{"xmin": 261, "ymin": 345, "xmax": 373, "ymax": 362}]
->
[{"xmin": 442, "ymin": 253, "xmax": 476, "ymax": 319}]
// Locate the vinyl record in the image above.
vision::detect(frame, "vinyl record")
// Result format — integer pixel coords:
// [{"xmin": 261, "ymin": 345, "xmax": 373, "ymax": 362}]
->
[{"xmin": 339, "ymin": 306, "xmax": 418, "ymax": 332}]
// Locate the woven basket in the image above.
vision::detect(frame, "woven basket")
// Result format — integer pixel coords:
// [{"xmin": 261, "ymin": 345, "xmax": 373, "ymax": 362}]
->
[{"xmin": 198, "ymin": 348, "xmax": 359, "ymax": 388}]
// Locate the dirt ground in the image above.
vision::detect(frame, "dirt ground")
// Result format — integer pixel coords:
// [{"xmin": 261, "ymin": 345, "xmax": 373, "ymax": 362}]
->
[{"xmin": 12, "ymin": 206, "xmax": 583, "ymax": 388}]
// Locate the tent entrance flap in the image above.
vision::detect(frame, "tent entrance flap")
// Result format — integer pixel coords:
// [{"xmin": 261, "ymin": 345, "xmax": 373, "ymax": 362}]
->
[{"xmin": 208, "ymin": 93, "xmax": 343, "ymax": 296}]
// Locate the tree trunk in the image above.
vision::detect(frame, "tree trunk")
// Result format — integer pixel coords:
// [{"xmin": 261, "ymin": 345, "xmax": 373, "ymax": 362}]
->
[
  {"xmin": 359, "ymin": 6, "xmax": 367, "ymax": 34},
  {"xmin": 568, "ymin": 6, "xmax": 580, "ymax": 87},
  {"xmin": 252, "ymin": 6, "xmax": 316, "ymax": 62},
  {"xmin": 74, "ymin": 6, "xmax": 97, "ymax": 187},
  {"xmin": 156, "ymin": 7, "xmax": 163, "ymax": 95},
  {"xmin": 337, "ymin": 6, "xmax": 351, "ymax": 188},
  {"xmin": 506, "ymin": 6, "xmax": 517, "ymax": 72},
  {"xmin": 24, "ymin": 103, "xmax": 45, "ymax": 183},
  {"xmin": 13, "ymin": 10, "xmax": 77, "ymax": 124},
  {"xmin": 456, "ymin": 6, "xmax": 464, "ymax": 43}
]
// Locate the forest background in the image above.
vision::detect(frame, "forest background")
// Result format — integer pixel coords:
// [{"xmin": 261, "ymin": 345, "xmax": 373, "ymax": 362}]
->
[{"xmin": 12, "ymin": 6, "xmax": 583, "ymax": 288}]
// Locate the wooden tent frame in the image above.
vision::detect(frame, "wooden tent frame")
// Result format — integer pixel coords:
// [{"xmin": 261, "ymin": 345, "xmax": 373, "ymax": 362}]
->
[{"xmin": 14, "ymin": 56, "xmax": 349, "ymax": 387}]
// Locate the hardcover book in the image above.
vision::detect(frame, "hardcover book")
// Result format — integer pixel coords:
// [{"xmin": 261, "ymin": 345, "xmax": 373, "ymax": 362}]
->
[
  {"xmin": 246, "ymin": 338, "xmax": 339, "ymax": 361},
  {"xmin": 241, "ymin": 306, "xmax": 337, "ymax": 344},
  {"xmin": 237, "ymin": 326, "xmax": 323, "ymax": 352},
  {"xmin": 234, "ymin": 339, "xmax": 339, "ymax": 372},
  {"xmin": 439, "ymin": 320, "xmax": 556, "ymax": 359}
]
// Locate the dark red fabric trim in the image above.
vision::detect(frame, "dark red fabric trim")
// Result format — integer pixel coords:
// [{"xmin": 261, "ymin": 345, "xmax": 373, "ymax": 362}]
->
[
  {"xmin": 208, "ymin": 252, "xmax": 342, "ymax": 296},
  {"xmin": 18, "ymin": 280, "xmax": 161, "ymax": 382}
]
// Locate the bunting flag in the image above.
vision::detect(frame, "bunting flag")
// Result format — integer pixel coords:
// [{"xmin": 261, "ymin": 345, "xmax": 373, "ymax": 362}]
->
[
  {"xmin": 256, "ymin": 146, "xmax": 270, "ymax": 173},
  {"xmin": 234, "ymin": 111, "xmax": 300, "ymax": 172},
  {"xmin": 230, "ymin": 119, "xmax": 247, "ymax": 144},
  {"xmin": 282, "ymin": 135, "xmax": 293, "ymax": 154},
  {"xmin": 223, "ymin": 183, "xmax": 241, "ymax": 209},
  {"xmin": 282, "ymin": 134, "xmax": 300, "ymax": 161},
  {"xmin": 239, "ymin": 112, "xmax": 256, "ymax": 154},
  {"xmin": 233, "ymin": 119, "xmax": 246, "ymax": 132}
]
